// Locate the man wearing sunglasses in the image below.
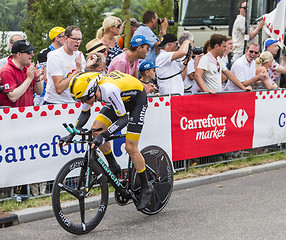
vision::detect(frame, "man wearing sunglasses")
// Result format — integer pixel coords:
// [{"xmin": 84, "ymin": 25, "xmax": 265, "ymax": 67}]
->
[
  {"xmin": 0, "ymin": 39, "xmax": 43, "ymax": 107},
  {"xmin": 44, "ymin": 25, "xmax": 86, "ymax": 104},
  {"xmin": 226, "ymin": 42, "xmax": 268, "ymax": 92},
  {"xmin": 232, "ymin": 1, "xmax": 264, "ymax": 62}
]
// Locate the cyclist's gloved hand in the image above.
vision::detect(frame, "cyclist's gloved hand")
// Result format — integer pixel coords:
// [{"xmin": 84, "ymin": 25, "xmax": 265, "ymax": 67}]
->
[
  {"xmin": 92, "ymin": 133, "xmax": 106, "ymax": 147},
  {"xmin": 59, "ymin": 133, "xmax": 75, "ymax": 147}
]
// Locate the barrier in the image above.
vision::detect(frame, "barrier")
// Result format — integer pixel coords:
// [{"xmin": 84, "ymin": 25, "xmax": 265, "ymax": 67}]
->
[
  {"xmin": 0, "ymin": 96, "xmax": 172, "ymax": 188},
  {"xmin": 1, "ymin": 90, "xmax": 286, "ymax": 188}
]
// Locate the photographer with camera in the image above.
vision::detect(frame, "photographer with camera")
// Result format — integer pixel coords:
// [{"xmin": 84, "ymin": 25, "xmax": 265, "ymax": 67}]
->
[
  {"xmin": 133, "ymin": 10, "xmax": 168, "ymax": 65},
  {"xmin": 178, "ymin": 31, "xmax": 203, "ymax": 94},
  {"xmin": 155, "ymin": 33, "xmax": 192, "ymax": 95}
]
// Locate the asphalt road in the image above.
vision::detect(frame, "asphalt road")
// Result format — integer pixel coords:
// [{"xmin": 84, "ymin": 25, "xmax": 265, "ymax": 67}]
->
[{"xmin": 1, "ymin": 167, "xmax": 286, "ymax": 240}]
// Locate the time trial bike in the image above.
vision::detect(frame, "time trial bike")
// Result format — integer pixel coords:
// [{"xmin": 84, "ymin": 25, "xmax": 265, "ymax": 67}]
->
[{"xmin": 52, "ymin": 123, "xmax": 174, "ymax": 235}]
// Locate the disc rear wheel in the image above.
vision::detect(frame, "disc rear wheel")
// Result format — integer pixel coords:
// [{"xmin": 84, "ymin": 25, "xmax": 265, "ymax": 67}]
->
[{"xmin": 131, "ymin": 146, "xmax": 174, "ymax": 215}]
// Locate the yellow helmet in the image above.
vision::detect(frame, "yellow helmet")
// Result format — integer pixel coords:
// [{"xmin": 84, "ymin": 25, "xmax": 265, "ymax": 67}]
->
[{"xmin": 69, "ymin": 72, "xmax": 102, "ymax": 101}]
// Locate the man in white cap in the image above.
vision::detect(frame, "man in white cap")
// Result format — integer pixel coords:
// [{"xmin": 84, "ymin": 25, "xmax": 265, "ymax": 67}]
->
[{"xmin": 263, "ymin": 38, "xmax": 286, "ymax": 85}]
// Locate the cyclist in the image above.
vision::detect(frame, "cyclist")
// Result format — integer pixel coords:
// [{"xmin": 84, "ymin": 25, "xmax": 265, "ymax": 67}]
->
[{"xmin": 59, "ymin": 70, "xmax": 153, "ymax": 210}]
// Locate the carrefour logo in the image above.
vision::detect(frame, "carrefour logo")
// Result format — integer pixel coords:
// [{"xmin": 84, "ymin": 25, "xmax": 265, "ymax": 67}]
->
[
  {"xmin": 231, "ymin": 109, "xmax": 248, "ymax": 128},
  {"xmin": 179, "ymin": 109, "xmax": 249, "ymax": 141}
]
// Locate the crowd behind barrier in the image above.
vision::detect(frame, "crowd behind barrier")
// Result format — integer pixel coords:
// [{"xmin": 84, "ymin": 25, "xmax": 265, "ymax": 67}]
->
[
  {"xmin": 1, "ymin": 4, "xmax": 286, "ymax": 201},
  {"xmin": 1, "ymin": 89, "xmax": 286, "ymax": 201}
]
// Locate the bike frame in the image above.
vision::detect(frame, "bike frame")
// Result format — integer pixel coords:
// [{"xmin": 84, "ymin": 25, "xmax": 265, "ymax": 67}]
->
[{"xmin": 89, "ymin": 134, "xmax": 139, "ymax": 203}]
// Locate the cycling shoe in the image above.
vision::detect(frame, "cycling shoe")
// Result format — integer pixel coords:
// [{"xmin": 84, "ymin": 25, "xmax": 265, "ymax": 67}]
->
[{"xmin": 137, "ymin": 183, "xmax": 154, "ymax": 211}]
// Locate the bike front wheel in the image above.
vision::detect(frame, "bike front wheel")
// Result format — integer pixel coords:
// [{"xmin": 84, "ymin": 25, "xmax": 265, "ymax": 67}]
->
[
  {"xmin": 131, "ymin": 145, "xmax": 174, "ymax": 215},
  {"xmin": 52, "ymin": 157, "xmax": 109, "ymax": 235}
]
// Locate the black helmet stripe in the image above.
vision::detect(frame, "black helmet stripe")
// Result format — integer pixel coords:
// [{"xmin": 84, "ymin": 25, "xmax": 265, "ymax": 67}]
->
[{"xmin": 70, "ymin": 72, "xmax": 87, "ymax": 96}]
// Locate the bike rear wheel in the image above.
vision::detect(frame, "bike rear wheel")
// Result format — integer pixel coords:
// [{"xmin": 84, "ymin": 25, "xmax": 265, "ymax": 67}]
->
[
  {"xmin": 131, "ymin": 145, "xmax": 174, "ymax": 215},
  {"xmin": 52, "ymin": 157, "xmax": 108, "ymax": 235}
]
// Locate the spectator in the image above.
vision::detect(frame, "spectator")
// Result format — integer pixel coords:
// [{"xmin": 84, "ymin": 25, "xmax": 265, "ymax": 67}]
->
[
  {"xmin": 44, "ymin": 25, "xmax": 86, "ymax": 104},
  {"xmin": 254, "ymin": 51, "xmax": 278, "ymax": 90},
  {"xmin": 221, "ymin": 36, "xmax": 233, "ymax": 90},
  {"xmin": 108, "ymin": 35, "xmax": 150, "ymax": 78},
  {"xmin": 225, "ymin": 42, "xmax": 267, "ymax": 92},
  {"xmin": 0, "ymin": 39, "xmax": 43, "ymax": 107},
  {"xmin": 178, "ymin": 31, "xmax": 201, "ymax": 94},
  {"xmin": 195, "ymin": 34, "xmax": 250, "ymax": 94},
  {"xmin": 155, "ymin": 33, "xmax": 191, "ymax": 95},
  {"xmin": 203, "ymin": 40, "xmax": 211, "ymax": 54},
  {"xmin": 263, "ymin": 38, "xmax": 286, "ymax": 85},
  {"xmin": 221, "ymin": 36, "xmax": 233, "ymax": 69},
  {"xmin": 85, "ymin": 52, "xmax": 106, "ymax": 73},
  {"xmin": 96, "ymin": 16, "xmax": 123, "ymax": 69},
  {"xmin": 0, "ymin": 34, "xmax": 24, "ymax": 70},
  {"xmin": 35, "ymin": 26, "xmax": 65, "ymax": 106},
  {"xmin": 117, "ymin": 18, "xmax": 140, "ymax": 49},
  {"xmin": 85, "ymin": 38, "xmax": 108, "ymax": 73},
  {"xmin": 133, "ymin": 10, "xmax": 168, "ymax": 65},
  {"xmin": 139, "ymin": 61, "xmax": 158, "ymax": 95},
  {"xmin": 232, "ymin": 1, "xmax": 264, "ymax": 62}
]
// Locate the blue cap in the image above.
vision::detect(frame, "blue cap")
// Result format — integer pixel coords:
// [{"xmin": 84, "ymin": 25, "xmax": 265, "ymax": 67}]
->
[
  {"xmin": 263, "ymin": 38, "xmax": 279, "ymax": 52},
  {"xmin": 130, "ymin": 35, "xmax": 150, "ymax": 47},
  {"xmin": 139, "ymin": 61, "xmax": 158, "ymax": 72}
]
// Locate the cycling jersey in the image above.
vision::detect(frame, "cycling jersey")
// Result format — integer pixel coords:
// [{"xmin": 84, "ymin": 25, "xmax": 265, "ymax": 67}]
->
[{"xmin": 82, "ymin": 70, "xmax": 147, "ymax": 141}]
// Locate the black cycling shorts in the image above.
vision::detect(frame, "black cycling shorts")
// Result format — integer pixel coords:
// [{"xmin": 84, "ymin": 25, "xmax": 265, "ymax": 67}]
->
[{"xmin": 95, "ymin": 90, "xmax": 147, "ymax": 141}]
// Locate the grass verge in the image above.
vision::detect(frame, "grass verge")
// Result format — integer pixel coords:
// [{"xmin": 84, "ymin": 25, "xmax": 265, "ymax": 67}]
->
[{"xmin": 1, "ymin": 151, "xmax": 286, "ymax": 212}]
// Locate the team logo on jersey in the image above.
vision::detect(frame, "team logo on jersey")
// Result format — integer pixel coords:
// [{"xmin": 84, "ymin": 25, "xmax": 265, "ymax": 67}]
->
[{"xmin": 86, "ymin": 77, "xmax": 91, "ymax": 83}]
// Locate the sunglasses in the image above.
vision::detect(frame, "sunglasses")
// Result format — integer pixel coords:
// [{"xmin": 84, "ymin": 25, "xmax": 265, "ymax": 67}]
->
[
  {"xmin": 21, "ymin": 51, "xmax": 33, "ymax": 55},
  {"xmin": 68, "ymin": 36, "xmax": 83, "ymax": 41},
  {"xmin": 112, "ymin": 24, "xmax": 122, "ymax": 28},
  {"xmin": 249, "ymin": 50, "xmax": 259, "ymax": 54},
  {"xmin": 98, "ymin": 48, "xmax": 106, "ymax": 53},
  {"xmin": 57, "ymin": 35, "xmax": 65, "ymax": 38}
]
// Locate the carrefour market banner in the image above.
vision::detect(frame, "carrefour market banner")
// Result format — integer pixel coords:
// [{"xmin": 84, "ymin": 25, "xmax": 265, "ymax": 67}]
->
[{"xmin": 171, "ymin": 92, "xmax": 256, "ymax": 160}]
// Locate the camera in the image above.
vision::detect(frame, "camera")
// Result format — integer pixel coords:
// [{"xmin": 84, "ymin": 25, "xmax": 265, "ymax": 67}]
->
[
  {"xmin": 185, "ymin": 45, "xmax": 203, "ymax": 60},
  {"xmin": 186, "ymin": 44, "xmax": 203, "ymax": 57},
  {"xmin": 189, "ymin": 46, "xmax": 203, "ymax": 55},
  {"xmin": 157, "ymin": 18, "xmax": 175, "ymax": 26}
]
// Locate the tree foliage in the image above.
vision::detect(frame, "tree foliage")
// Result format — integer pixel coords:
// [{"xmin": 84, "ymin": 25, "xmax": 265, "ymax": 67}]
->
[
  {"xmin": 0, "ymin": 0, "xmax": 177, "ymax": 59},
  {"xmin": 0, "ymin": 0, "xmax": 28, "ymax": 31},
  {"xmin": 22, "ymin": 0, "xmax": 123, "ymax": 54}
]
